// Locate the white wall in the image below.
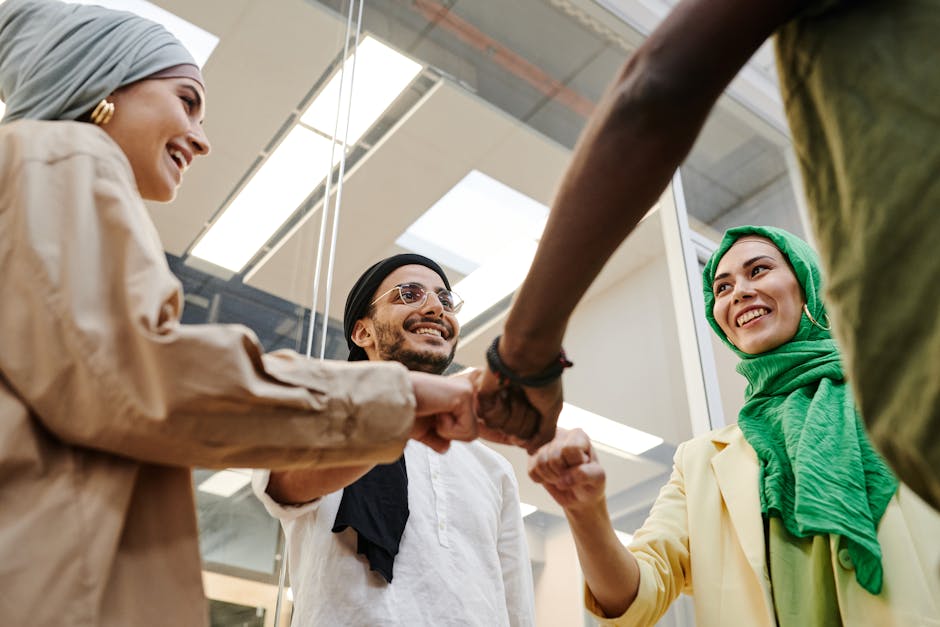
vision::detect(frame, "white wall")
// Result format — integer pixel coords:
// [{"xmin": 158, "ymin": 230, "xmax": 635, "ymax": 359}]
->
[{"xmin": 533, "ymin": 525, "xmax": 584, "ymax": 627}]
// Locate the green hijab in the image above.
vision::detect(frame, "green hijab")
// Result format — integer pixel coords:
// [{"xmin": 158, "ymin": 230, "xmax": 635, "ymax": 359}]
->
[{"xmin": 703, "ymin": 225, "xmax": 897, "ymax": 595}]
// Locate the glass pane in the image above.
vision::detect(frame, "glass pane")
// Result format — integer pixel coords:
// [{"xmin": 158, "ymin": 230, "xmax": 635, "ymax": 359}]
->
[
  {"xmin": 209, "ymin": 600, "xmax": 266, "ymax": 627},
  {"xmin": 682, "ymin": 101, "xmax": 807, "ymax": 240}
]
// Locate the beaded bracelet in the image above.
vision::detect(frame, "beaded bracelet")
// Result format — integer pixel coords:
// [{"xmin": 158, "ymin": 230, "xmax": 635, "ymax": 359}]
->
[{"xmin": 485, "ymin": 335, "xmax": 573, "ymax": 388}]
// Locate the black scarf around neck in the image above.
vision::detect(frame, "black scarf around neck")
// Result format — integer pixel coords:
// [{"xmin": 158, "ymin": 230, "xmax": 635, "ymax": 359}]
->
[{"xmin": 331, "ymin": 455, "xmax": 409, "ymax": 582}]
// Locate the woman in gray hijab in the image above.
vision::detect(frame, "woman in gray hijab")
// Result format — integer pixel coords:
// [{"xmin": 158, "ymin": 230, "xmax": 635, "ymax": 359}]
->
[
  {"xmin": 0, "ymin": 2, "xmax": 478, "ymax": 626},
  {"xmin": 0, "ymin": 0, "xmax": 210, "ymax": 199}
]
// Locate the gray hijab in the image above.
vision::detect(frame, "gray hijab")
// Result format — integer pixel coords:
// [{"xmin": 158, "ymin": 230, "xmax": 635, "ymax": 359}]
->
[{"xmin": 0, "ymin": 0, "xmax": 200, "ymax": 123}]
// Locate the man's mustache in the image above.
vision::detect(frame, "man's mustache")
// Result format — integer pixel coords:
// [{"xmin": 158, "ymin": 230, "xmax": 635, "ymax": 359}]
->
[{"xmin": 405, "ymin": 316, "xmax": 456, "ymax": 340}]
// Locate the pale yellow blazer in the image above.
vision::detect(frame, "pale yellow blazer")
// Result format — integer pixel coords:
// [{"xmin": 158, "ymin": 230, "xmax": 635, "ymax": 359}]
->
[{"xmin": 587, "ymin": 425, "xmax": 940, "ymax": 626}]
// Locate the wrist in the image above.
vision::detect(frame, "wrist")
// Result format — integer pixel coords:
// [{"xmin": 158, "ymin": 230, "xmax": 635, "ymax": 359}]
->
[
  {"xmin": 564, "ymin": 498, "xmax": 611, "ymax": 530},
  {"xmin": 498, "ymin": 329, "xmax": 565, "ymax": 375},
  {"xmin": 486, "ymin": 335, "xmax": 572, "ymax": 388}
]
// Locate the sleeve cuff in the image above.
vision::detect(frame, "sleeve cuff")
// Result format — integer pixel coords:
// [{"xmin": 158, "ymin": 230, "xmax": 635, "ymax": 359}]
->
[
  {"xmin": 251, "ymin": 469, "xmax": 323, "ymax": 522},
  {"xmin": 583, "ymin": 558, "xmax": 660, "ymax": 626},
  {"xmin": 263, "ymin": 353, "xmax": 417, "ymax": 455}
]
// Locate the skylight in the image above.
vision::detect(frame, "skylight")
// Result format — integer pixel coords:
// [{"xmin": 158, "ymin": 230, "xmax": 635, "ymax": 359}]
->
[
  {"xmin": 197, "ymin": 468, "xmax": 252, "ymax": 498},
  {"xmin": 558, "ymin": 403, "xmax": 663, "ymax": 457},
  {"xmin": 191, "ymin": 126, "xmax": 335, "ymax": 271},
  {"xmin": 300, "ymin": 37, "xmax": 423, "ymax": 145},
  {"xmin": 395, "ymin": 170, "xmax": 549, "ymax": 325},
  {"xmin": 66, "ymin": 0, "xmax": 219, "ymax": 67},
  {"xmin": 190, "ymin": 36, "xmax": 421, "ymax": 273}
]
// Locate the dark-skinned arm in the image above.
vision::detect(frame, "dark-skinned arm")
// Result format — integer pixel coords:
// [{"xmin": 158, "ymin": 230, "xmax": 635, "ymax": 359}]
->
[{"xmin": 481, "ymin": 0, "xmax": 808, "ymax": 452}]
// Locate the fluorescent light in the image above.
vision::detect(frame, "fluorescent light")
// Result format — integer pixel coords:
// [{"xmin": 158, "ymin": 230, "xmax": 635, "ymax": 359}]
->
[
  {"xmin": 197, "ymin": 468, "xmax": 252, "ymax": 497},
  {"xmin": 66, "ymin": 0, "xmax": 218, "ymax": 67},
  {"xmin": 190, "ymin": 36, "xmax": 419, "ymax": 274},
  {"xmin": 558, "ymin": 403, "xmax": 663, "ymax": 457},
  {"xmin": 615, "ymin": 530, "xmax": 634, "ymax": 546},
  {"xmin": 398, "ymin": 170, "xmax": 548, "ymax": 274},
  {"xmin": 396, "ymin": 170, "xmax": 548, "ymax": 325},
  {"xmin": 191, "ymin": 126, "xmax": 334, "ymax": 271},
  {"xmin": 520, "ymin": 502, "xmax": 537, "ymax": 518},
  {"xmin": 300, "ymin": 36, "xmax": 422, "ymax": 145},
  {"xmin": 454, "ymin": 242, "xmax": 539, "ymax": 324}
]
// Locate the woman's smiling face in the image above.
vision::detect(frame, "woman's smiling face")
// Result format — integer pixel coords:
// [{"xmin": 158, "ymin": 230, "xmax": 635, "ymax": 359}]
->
[
  {"xmin": 711, "ymin": 237, "xmax": 804, "ymax": 354},
  {"xmin": 101, "ymin": 76, "xmax": 210, "ymax": 202}
]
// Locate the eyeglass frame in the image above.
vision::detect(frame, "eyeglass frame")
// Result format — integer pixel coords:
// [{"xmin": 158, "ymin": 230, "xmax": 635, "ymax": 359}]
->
[{"xmin": 370, "ymin": 282, "xmax": 464, "ymax": 314}]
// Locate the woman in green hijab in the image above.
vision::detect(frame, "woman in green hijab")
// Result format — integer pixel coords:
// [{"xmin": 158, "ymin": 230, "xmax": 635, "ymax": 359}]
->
[{"xmin": 528, "ymin": 226, "xmax": 940, "ymax": 626}]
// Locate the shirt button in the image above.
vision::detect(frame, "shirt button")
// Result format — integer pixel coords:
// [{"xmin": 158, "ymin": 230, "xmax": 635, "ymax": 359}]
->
[
  {"xmin": 837, "ymin": 548, "xmax": 854, "ymax": 570},
  {"xmin": 439, "ymin": 522, "xmax": 446, "ymax": 530}
]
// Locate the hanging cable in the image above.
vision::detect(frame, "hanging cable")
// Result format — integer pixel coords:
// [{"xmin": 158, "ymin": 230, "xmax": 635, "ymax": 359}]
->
[
  {"xmin": 318, "ymin": 0, "xmax": 363, "ymax": 360},
  {"xmin": 278, "ymin": 7, "xmax": 362, "ymax": 626},
  {"xmin": 303, "ymin": 0, "xmax": 359, "ymax": 361}
]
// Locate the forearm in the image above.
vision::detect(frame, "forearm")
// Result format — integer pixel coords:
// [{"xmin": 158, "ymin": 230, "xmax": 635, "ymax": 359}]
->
[
  {"xmin": 12, "ymin": 295, "xmax": 414, "ymax": 468},
  {"xmin": 502, "ymin": 65, "xmax": 693, "ymax": 369},
  {"xmin": 2, "ymin": 133, "xmax": 418, "ymax": 470},
  {"xmin": 566, "ymin": 502, "xmax": 640, "ymax": 618},
  {"xmin": 267, "ymin": 464, "xmax": 374, "ymax": 505},
  {"xmin": 501, "ymin": 0, "xmax": 798, "ymax": 372},
  {"xmin": 61, "ymin": 334, "xmax": 414, "ymax": 468}
]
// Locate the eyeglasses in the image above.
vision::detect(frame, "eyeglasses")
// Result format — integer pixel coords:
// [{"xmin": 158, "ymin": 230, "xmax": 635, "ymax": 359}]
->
[{"xmin": 371, "ymin": 282, "xmax": 464, "ymax": 314}]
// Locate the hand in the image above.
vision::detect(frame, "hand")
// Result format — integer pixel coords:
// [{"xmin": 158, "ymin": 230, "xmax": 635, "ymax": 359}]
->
[
  {"xmin": 528, "ymin": 428, "xmax": 606, "ymax": 512},
  {"xmin": 476, "ymin": 367, "xmax": 563, "ymax": 454},
  {"xmin": 450, "ymin": 368, "xmax": 525, "ymax": 446},
  {"xmin": 408, "ymin": 371, "xmax": 479, "ymax": 453}
]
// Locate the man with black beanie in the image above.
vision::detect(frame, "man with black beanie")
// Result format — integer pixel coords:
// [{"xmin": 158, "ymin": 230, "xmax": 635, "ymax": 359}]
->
[{"xmin": 253, "ymin": 254, "xmax": 535, "ymax": 626}]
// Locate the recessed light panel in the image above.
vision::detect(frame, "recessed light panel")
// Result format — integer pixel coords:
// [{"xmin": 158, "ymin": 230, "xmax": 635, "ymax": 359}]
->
[
  {"xmin": 396, "ymin": 170, "xmax": 548, "ymax": 325},
  {"xmin": 197, "ymin": 468, "xmax": 252, "ymax": 498},
  {"xmin": 191, "ymin": 36, "xmax": 422, "ymax": 273},
  {"xmin": 558, "ymin": 403, "xmax": 663, "ymax": 457},
  {"xmin": 191, "ymin": 126, "xmax": 334, "ymax": 271},
  {"xmin": 300, "ymin": 37, "xmax": 422, "ymax": 145}
]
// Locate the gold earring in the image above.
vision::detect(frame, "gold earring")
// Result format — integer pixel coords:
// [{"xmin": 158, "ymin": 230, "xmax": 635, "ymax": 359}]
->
[
  {"xmin": 91, "ymin": 99, "xmax": 115, "ymax": 126},
  {"xmin": 803, "ymin": 303, "xmax": 831, "ymax": 331}
]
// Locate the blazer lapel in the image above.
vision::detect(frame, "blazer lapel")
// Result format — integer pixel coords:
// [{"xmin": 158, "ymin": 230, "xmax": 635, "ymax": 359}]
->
[{"xmin": 710, "ymin": 429, "xmax": 767, "ymax": 586}]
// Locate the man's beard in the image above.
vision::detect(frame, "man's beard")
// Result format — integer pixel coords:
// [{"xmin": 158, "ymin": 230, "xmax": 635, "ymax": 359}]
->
[{"xmin": 372, "ymin": 319, "xmax": 456, "ymax": 375}]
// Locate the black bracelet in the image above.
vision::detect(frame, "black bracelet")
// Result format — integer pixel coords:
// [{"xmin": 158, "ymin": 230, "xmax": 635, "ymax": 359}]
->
[{"xmin": 485, "ymin": 335, "xmax": 573, "ymax": 388}]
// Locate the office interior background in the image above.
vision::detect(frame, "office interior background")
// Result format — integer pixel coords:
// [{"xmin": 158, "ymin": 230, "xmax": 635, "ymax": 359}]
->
[{"xmin": 0, "ymin": 0, "xmax": 814, "ymax": 624}]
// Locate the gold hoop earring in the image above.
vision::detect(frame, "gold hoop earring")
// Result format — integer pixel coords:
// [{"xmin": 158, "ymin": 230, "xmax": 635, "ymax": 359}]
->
[
  {"xmin": 803, "ymin": 303, "xmax": 831, "ymax": 331},
  {"xmin": 91, "ymin": 99, "xmax": 115, "ymax": 126}
]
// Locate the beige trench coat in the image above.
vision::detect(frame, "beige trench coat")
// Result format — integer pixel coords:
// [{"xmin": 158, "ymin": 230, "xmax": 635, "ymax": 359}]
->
[{"xmin": 0, "ymin": 120, "xmax": 418, "ymax": 626}]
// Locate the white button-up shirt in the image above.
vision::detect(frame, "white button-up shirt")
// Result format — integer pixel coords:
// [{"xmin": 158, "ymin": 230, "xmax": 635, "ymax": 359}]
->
[{"xmin": 253, "ymin": 440, "xmax": 535, "ymax": 627}]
